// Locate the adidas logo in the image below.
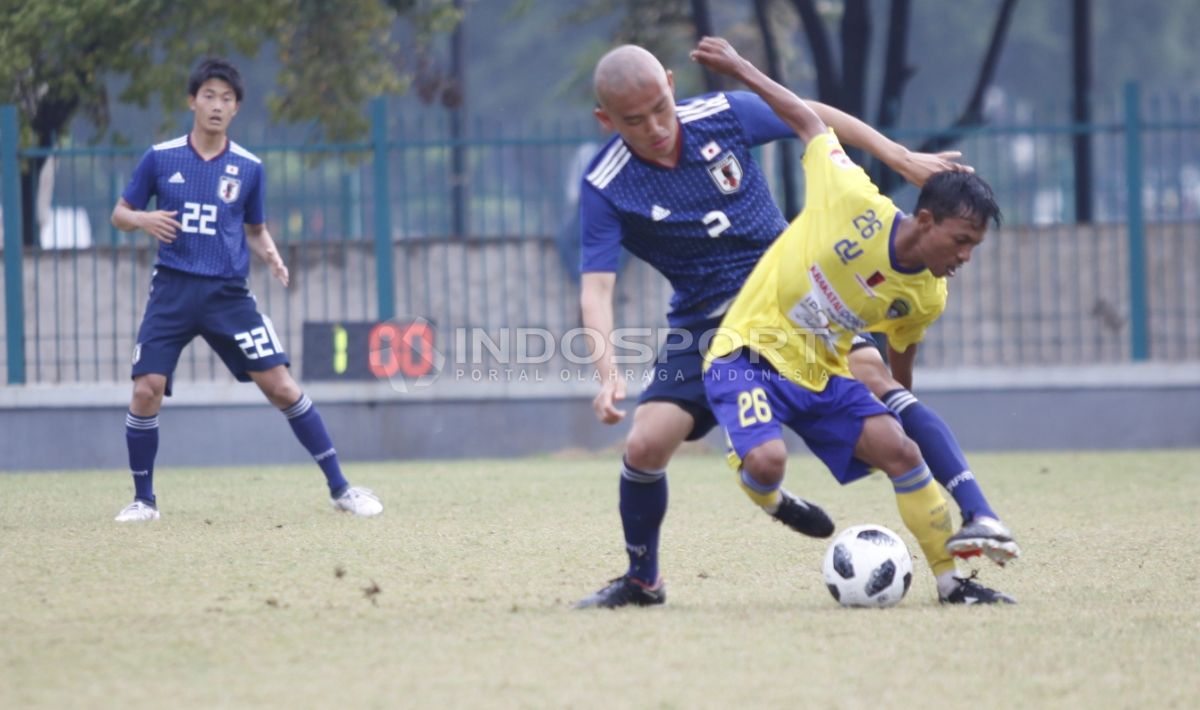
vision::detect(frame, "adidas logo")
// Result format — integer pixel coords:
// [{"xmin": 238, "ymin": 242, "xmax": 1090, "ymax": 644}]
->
[
  {"xmin": 651, "ymin": 205, "xmax": 671, "ymax": 221},
  {"xmin": 168, "ymin": 172, "xmax": 185, "ymax": 184}
]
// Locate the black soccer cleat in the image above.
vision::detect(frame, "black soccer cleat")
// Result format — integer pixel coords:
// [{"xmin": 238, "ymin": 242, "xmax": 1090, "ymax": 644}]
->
[
  {"xmin": 939, "ymin": 572, "xmax": 1017, "ymax": 605},
  {"xmin": 574, "ymin": 575, "xmax": 666, "ymax": 609},
  {"xmin": 771, "ymin": 491, "xmax": 835, "ymax": 538}
]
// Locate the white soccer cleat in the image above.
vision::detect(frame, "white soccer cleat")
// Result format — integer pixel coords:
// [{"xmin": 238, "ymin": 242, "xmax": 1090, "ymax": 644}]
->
[
  {"xmin": 114, "ymin": 500, "xmax": 160, "ymax": 522},
  {"xmin": 331, "ymin": 486, "xmax": 383, "ymax": 517},
  {"xmin": 946, "ymin": 516, "xmax": 1021, "ymax": 566}
]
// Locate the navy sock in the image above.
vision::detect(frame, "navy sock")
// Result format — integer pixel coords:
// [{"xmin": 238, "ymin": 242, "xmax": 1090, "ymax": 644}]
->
[
  {"xmin": 618, "ymin": 458, "xmax": 668, "ymax": 586},
  {"xmin": 882, "ymin": 389, "xmax": 997, "ymax": 522},
  {"xmin": 282, "ymin": 394, "xmax": 349, "ymax": 496},
  {"xmin": 125, "ymin": 411, "xmax": 159, "ymax": 506}
]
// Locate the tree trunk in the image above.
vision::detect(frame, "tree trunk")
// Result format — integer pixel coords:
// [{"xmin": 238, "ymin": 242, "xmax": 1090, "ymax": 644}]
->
[
  {"xmin": 873, "ymin": 0, "xmax": 914, "ymax": 194},
  {"xmin": 690, "ymin": 0, "xmax": 723, "ymax": 92},
  {"xmin": 753, "ymin": 0, "xmax": 800, "ymax": 218},
  {"xmin": 914, "ymin": 0, "xmax": 1018, "ymax": 155},
  {"xmin": 1072, "ymin": 0, "xmax": 1093, "ymax": 222},
  {"xmin": 789, "ymin": 0, "xmax": 841, "ymax": 105},
  {"xmin": 448, "ymin": 0, "xmax": 468, "ymax": 238}
]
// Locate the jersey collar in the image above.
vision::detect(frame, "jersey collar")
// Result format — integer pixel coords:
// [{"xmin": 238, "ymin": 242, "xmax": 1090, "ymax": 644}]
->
[
  {"xmin": 187, "ymin": 134, "xmax": 230, "ymax": 163},
  {"xmin": 888, "ymin": 211, "xmax": 927, "ymax": 275}
]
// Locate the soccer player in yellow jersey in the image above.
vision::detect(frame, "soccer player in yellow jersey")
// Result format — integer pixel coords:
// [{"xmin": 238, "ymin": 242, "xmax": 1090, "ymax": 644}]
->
[{"xmin": 692, "ymin": 37, "xmax": 1015, "ymax": 604}]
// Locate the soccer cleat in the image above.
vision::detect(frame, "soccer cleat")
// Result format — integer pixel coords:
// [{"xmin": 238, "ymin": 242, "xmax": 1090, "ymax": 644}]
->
[
  {"xmin": 946, "ymin": 515, "xmax": 1021, "ymax": 566},
  {"xmin": 771, "ymin": 491, "xmax": 835, "ymax": 538},
  {"xmin": 574, "ymin": 575, "xmax": 666, "ymax": 609},
  {"xmin": 939, "ymin": 572, "xmax": 1017, "ymax": 605},
  {"xmin": 114, "ymin": 500, "xmax": 160, "ymax": 522},
  {"xmin": 331, "ymin": 486, "xmax": 383, "ymax": 517}
]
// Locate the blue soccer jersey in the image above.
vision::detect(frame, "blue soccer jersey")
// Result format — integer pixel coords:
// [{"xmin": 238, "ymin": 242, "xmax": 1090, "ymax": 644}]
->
[
  {"xmin": 123, "ymin": 135, "xmax": 265, "ymax": 279},
  {"xmin": 580, "ymin": 91, "xmax": 795, "ymax": 327}
]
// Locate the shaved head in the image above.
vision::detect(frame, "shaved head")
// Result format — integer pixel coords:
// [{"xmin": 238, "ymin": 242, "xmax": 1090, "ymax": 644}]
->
[{"xmin": 593, "ymin": 45, "xmax": 669, "ymax": 108}]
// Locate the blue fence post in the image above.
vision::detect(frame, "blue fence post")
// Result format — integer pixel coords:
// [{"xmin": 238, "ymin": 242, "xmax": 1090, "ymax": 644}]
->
[
  {"xmin": 370, "ymin": 97, "xmax": 396, "ymax": 321},
  {"xmin": 1123, "ymin": 82, "xmax": 1148, "ymax": 361},
  {"xmin": 1, "ymin": 105, "xmax": 25, "ymax": 384}
]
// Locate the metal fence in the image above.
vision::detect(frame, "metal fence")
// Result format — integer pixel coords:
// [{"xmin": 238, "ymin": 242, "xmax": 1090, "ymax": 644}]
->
[{"xmin": 2, "ymin": 84, "xmax": 1198, "ymax": 386}]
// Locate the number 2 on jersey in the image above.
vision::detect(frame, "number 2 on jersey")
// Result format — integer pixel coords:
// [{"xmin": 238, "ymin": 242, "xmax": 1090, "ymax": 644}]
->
[
  {"xmin": 737, "ymin": 387, "xmax": 772, "ymax": 427},
  {"xmin": 180, "ymin": 202, "xmax": 218, "ymax": 235}
]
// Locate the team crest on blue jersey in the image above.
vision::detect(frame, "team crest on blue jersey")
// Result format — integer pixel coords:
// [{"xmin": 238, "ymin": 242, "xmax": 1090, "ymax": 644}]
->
[
  {"xmin": 217, "ymin": 175, "xmax": 241, "ymax": 203},
  {"xmin": 707, "ymin": 153, "xmax": 743, "ymax": 194}
]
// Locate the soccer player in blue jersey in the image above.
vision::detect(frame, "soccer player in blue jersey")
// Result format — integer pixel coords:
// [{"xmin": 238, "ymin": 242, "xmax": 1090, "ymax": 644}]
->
[
  {"xmin": 694, "ymin": 36, "xmax": 1013, "ymax": 604},
  {"xmin": 109, "ymin": 59, "xmax": 382, "ymax": 521},
  {"xmin": 575, "ymin": 44, "xmax": 1016, "ymax": 608}
]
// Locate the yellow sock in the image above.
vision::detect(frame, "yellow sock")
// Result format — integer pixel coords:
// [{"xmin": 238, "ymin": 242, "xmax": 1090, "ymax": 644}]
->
[
  {"xmin": 738, "ymin": 469, "xmax": 783, "ymax": 513},
  {"xmin": 892, "ymin": 465, "xmax": 957, "ymax": 577}
]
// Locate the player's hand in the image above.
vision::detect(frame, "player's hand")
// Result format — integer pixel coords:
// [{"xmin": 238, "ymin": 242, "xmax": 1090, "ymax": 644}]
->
[
  {"xmin": 592, "ymin": 377, "xmax": 627, "ymax": 425},
  {"xmin": 269, "ymin": 257, "xmax": 290, "ymax": 288},
  {"xmin": 895, "ymin": 149, "xmax": 974, "ymax": 187},
  {"xmin": 139, "ymin": 210, "xmax": 181, "ymax": 244},
  {"xmin": 690, "ymin": 37, "xmax": 747, "ymax": 79}
]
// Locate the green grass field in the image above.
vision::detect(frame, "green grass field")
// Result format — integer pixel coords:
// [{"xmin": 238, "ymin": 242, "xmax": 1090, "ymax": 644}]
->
[{"xmin": 2, "ymin": 450, "xmax": 1198, "ymax": 708}]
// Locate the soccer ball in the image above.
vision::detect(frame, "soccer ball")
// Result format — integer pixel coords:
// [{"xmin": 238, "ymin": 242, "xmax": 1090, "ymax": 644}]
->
[{"xmin": 822, "ymin": 524, "xmax": 913, "ymax": 607}]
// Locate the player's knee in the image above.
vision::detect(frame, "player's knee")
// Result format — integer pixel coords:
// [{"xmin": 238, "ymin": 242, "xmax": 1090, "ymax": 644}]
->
[
  {"xmin": 883, "ymin": 435, "xmax": 924, "ymax": 475},
  {"xmin": 742, "ymin": 442, "xmax": 787, "ymax": 487},
  {"xmin": 624, "ymin": 430, "xmax": 673, "ymax": 471},
  {"xmin": 130, "ymin": 376, "xmax": 164, "ymax": 411},
  {"xmin": 257, "ymin": 371, "xmax": 301, "ymax": 408}
]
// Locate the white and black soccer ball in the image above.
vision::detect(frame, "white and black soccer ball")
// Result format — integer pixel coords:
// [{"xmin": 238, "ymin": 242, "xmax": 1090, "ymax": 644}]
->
[{"xmin": 822, "ymin": 524, "xmax": 913, "ymax": 607}]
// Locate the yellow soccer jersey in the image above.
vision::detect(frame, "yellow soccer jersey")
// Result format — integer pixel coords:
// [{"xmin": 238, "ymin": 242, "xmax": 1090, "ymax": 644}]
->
[{"xmin": 708, "ymin": 130, "xmax": 948, "ymax": 391}]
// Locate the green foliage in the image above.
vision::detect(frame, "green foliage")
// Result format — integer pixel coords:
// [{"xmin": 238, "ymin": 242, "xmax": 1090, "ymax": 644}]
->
[{"xmin": 0, "ymin": 0, "xmax": 462, "ymax": 147}]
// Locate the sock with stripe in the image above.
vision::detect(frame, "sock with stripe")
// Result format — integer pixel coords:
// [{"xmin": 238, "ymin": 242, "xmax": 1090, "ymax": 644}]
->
[
  {"xmin": 125, "ymin": 411, "xmax": 159, "ymax": 506},
  {"xmin": 882, "ymin": 388, "xmax": 998, "ymax": 522},
  {"xmin": 619, "ymin": 458, "xmax": 668, "ymax": 586},
  {"xmin": 282, "ymin": 394, "xmax": 349, "ymax": 497},
  {"xmin": 738, "ymin": 468, "xmax": 783, "ymax": 514},
  {"xmin": 891, "ymin": 463, "xmax": 958, "ymax": 578}
]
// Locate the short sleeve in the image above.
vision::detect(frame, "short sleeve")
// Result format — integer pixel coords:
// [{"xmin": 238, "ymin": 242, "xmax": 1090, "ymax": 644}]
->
[
  {"xmin": 122, "ymin": 149, "xmax": 157, "ymax": 210},
  {"xmin": 725, "ymin": 91, "xmax": 796, "ymax": 146},
  {"xmin": 244, "ymin": 163, "xmax": 265, "ymax": 225},
  {"xmin": 801, "ymin": 130, "xmax": 880, "ymax": 211},
  {"xmin": 579, "ymin": 184, "xmax": 622, "ymax": 273}
]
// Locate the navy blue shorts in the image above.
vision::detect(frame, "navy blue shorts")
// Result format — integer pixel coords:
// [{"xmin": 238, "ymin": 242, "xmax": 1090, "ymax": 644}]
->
[
  {"xmin": 132, "ymin": 267, "xmax": 290, "ymax": 395},
  {"xmin": 704, "ymin": 349, "xmax": 892, "ymax": 485},
  {"xmin": 638, "ymin": 317, "xmax": 723, "ymax": 441}
]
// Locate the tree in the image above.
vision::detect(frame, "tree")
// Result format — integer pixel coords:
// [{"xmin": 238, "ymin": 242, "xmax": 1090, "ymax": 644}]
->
[{"xmin": 0, "ymin": 0, "xmax": 462, "ymax": 245}]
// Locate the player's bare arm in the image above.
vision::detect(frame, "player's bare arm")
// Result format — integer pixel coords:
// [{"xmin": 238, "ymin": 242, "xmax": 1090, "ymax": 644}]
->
[
  {"xmin": 111, "ymin": 197, "xmax": 181, "ymax": 244},
  {"xmin": 804, "ymin": 101, "xmax": 973, "ymax": 187},
  {"xmin": 887, "ymin": 344, "xmax": 917, "ymax": 392},
  {"xmin": 580, "ymin": 271, "xmax": 627, "ymax": 424},
  {"xmin": 690, "ymin": 36, "xmax": 826, "ymax": 144},
  {"xmin": 245, "ymin": 222, "xmax": 289, "ymax": 287}
]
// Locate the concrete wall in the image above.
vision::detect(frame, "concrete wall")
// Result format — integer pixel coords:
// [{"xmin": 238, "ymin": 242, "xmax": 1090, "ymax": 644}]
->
[{"xmin": 2, "ymin": 363, "xmax": 1197, "ymax": 472}]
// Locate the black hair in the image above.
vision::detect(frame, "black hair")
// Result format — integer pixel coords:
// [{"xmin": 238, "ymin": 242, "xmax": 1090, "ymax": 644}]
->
[
  {"xmin": 914, "ymin": 171, "xmax": 1002, "ymax": 228},
  {"xmin": 188, "ymin": 58, "xmax": 244, "ymax": 102}
]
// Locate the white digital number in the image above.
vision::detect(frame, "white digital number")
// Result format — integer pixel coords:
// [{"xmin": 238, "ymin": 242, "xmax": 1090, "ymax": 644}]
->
[
  {"xmin": 234, "ymin": 317, "xmax": 283, "ymax": 360},
  {"xmin": 180, "ymin": 202, "xmax": 218, "ymax": 235},
  {"xmin": 703, "ymin": 210, "xmax": 731, "ymax": 238}
]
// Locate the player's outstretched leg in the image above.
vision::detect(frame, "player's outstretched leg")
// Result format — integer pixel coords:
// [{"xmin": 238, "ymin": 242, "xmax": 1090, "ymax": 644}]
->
[
  {"xmin": 889, "ymin": 463, "xmax": 1015, "ymax": 604},
  {"xmin": 881, "ymin": 388, "xmax": 1020, "ymax": 565},
  {"xmin": 576, "ymin": 457, "xmax": 668, "ymax": 609},
  {"xmin": 279, "ymin": 392, "xmax": 382, "ymax": 517}
]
